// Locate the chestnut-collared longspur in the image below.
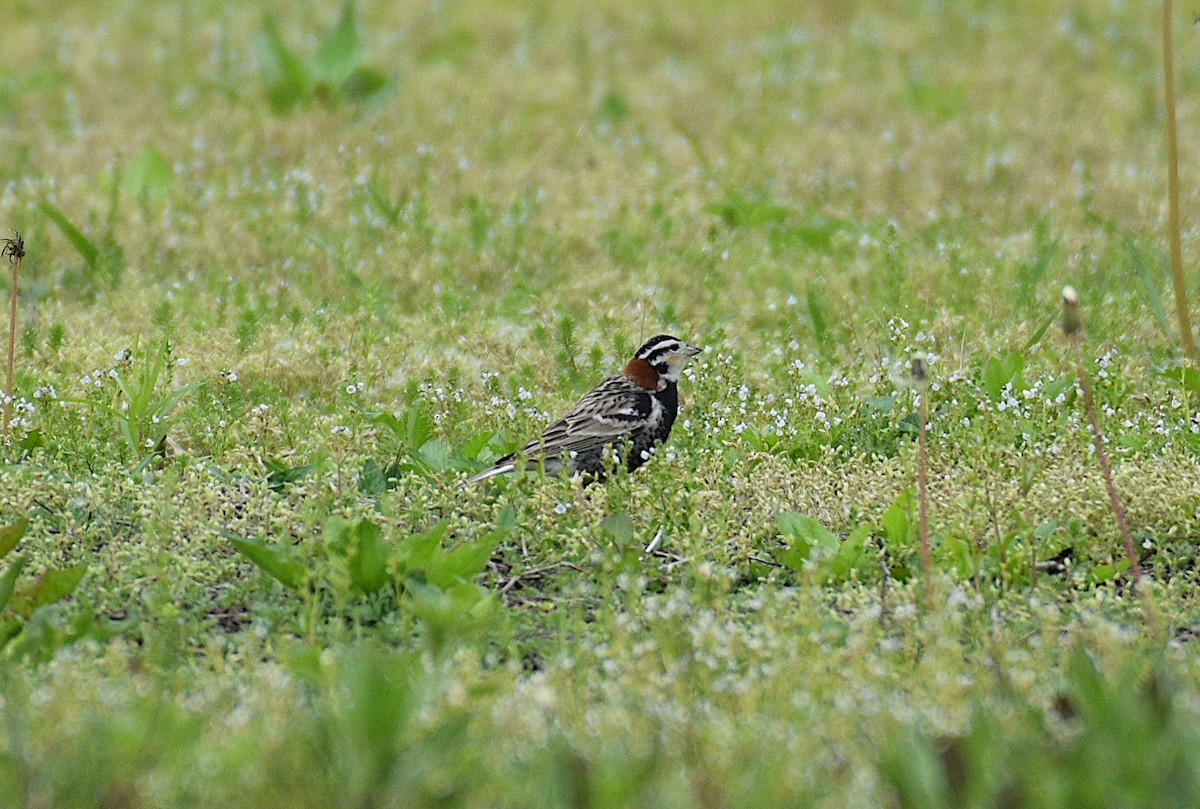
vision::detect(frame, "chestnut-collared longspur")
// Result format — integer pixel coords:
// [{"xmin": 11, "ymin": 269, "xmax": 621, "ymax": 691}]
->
[{"xmin": 466, "ymin": 334, "xmax": 703, "ymax": 483}]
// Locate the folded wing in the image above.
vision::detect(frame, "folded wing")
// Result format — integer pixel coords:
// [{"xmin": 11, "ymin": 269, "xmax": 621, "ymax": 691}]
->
[{"xmin": 523, "ymin": 375, "xmax": 655, "ymax": 460}]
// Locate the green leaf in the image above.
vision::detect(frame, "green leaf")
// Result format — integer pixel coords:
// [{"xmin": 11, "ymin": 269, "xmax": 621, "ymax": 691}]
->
[
  {"xmin": 40, "ymin": 201, "xmax": 99, "ymax": 267},
  {"xmin": 980, "ymin": 353, "xmax": 1026, "ymax": 401},
  {"xmin": 347, "ymin": 519, "xmax": 389, "ymax": 594},
  {"xmin": 256, "ymin": 14, "xmax": 313, "ymax": 113},
  {"xmin": 600, "ymin": 511, "xmax": 635, "ymax": 548},
  {"xmin": 363, "ymin": 409, "xmax": 405, "ymax": 439},
  {"xmin": 459, "ymin": 432, "xmax": 495, "ymax": 461},
  {"xmin": 496, "ymin": 504, "xmax": 517, "ymax": 533},
  {"xmin": 17, "ymin": 429, "xmax": 44, "ymax": 454},
  {"xmin": 397, "ymin": 522, "xmax": 449, "ymax": 574},
  {"xmin": 358, "ymin": 458, "xmax": 391, "ymax": 494},
  {"xmin": 342, "ymin": 67, "xmax": 392, "ymax": 104},
  {"xmin": 122, "ymin": 144, "xmax": 173, "ymax": 197},
  {"xmin": 0, "ymin": 618, "xmax": 21, "ymax": 648},
  {"xmin": 264, "ymin": 458, "xmax": 315, "ymax": 490},
  {"xmin": 597, "ymin": 91, "xmax": 630, "ymax": 123},
  {"xmin": 1162, "ymin": 366, "xmax": 1200, "ymax": 398},
  {"xmin": 405, "ymin": 579, "xmax": 497, "ymax": 652},
  {"xmin": 406, "ymin": 405, "xmax": 434, "ymax": 449},
  {"xmin": 12, "ymin": 564, "xmax": 86, "ymax": 617},
  {"xmin": 427, "ymin": 531, "xmax": 502, "ymax": 588},
  {"xmin": 0, "ymin": 519, "xmax": 27, "ymax": 560},
  {"xmin": 707, "ymin": 189, "xmax": 789, "ymax": 229},
  {"xmin": 1090, "ymin": 558, "xmax": 1130, "ymax": 585},
  {"xmin": 827, "ymin": 523, "xmax": 873, "ymax": 582},
  {"xmin": 777, "ymin": 512, "xmax": 840, "ymax": 571},
  {"xmin": 415, "ymin": 439, "xmax": 454, "ymax": 472},
  {"xmin": 943, "ymin": 537, "xmax": 974, "ymax": 578},
  {"xmin": 231, "ymin": 537, "xmax": 306, "ymax": 590},
  {"xmin": 314, "ymin": 0, "xmax": 361, "ymax": 86},
  {"xmin": 0, "ymin": 555, "xmax": 28, "ymax": 613},
  {"xmin": 863, "ymin": 394, "xmax": 895, "ymax": 414},
  {"xmin": 882, "ymin": 489, "xmax": 914, "ymax": 548}
]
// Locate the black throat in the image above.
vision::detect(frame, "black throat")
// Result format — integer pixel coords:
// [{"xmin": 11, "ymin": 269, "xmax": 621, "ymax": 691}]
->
[{"xmin": 657, "ymin": 380, "xmax": 680, "ymax": 433}]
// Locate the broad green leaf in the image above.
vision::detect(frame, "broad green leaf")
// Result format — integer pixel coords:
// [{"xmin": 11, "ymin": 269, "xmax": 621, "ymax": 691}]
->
[
  {"xmin": 1090, "ymin": 559, "xmax": 1130, "ymax": 585},
  {"xmin": 600, "ymin": 511, "xmax": 634, "ymax": 548},
  {"xmin": 363, "ymin": 409, "xmax": 405, "ymax": 439},
  {"xmin": 827, "ymin": 523, "xmax": 873, "ymax": 581},
  {"xmin": 13, "ymin": 564, "xmax": 86, "ymax": 617},
  {"xmin": 1162, "ymin": 366, "xmax": 1200, "ymax": 398},
  {"xmin": 496, "ymin": 504, "xmax": 517, "ymax": 533},
  {"xmin": 264, "ymin": 458, "xmax": 315, "ymax": 490},
  {"xmin": 459, "ymin": 432, "xmax": 494, "ymax": 461},
  {"xmin": 122, "ymin": 145, "xmax": 173, "ymax": 197},
  {"xmin": 397, "ymin": 522, "xmax": 448, "ymax": 573},
  {"xmin": 358, "ymin": 458, "xmax": 391, "ymax": 494},
  {"xmin": 777, "ymin": 512, "xmax": 839, "ymax": 571},
  {"xmin": 0, "ymin": 555, "xmax": 28, "ymax": 612},
  {"xmin": 882, "ymin": 489, "xmax": 914, "ymax": 548},
  {"xmin": 281, "ymin": 641, "xmax": 327, "ymax": 687},
  {"xmin": 981, "ymin": 357, "xmax": 1008, "ymax": 401},
  {"xmin": 0, "ymin": 618, "xmax": 20, "ymax": 647},
  {"xmin": 314, "ymin": 0, "xmax": 361, "ymax": 86},
  {"xmin": 415, "ymin": 439, "xmax": 453, "ymax": 472},
  {"xmin": 342, "ymin": 67, "xmax": 392, "ymax": 105},
  {"xmin": 17, "ymin": 429, "xmax": 44, "ymax": 454},
  {"xmin": 405, "ymin": 579, "xmax": 498, "ymax": 651},
  {"xmin": 256, "ymin": 15, "xmax": 313, "ymax": 113},
  {"xmin": 406, "ymin": 405, "xmax": 434, "ymax": 449},
  {"xmin": 347, "ymin": 519, "xmax": 389, "ymax": 594},
  {"xmin": 231, "ymin": 537, "xmax": 306, "ymax": 590},
  {"xmin": 40, "ymin": 201, "xmax": 98, "ymax": 267},
  {"xmin": 943, "ymin": 537, "xmax": 974, "ymax": 578},
  {"xmin": 0, "ymin": 519, "xmax": 27, "ymax": 559},
  {"xmin": 427, "ymin": 531, "xmax": 502, "ymax": 588}
]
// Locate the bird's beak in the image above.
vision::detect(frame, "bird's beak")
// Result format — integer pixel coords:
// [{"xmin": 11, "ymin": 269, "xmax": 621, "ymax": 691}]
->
[{"xmin": 683, "ymin": 343, "xmax": 702, "ymax": 357}]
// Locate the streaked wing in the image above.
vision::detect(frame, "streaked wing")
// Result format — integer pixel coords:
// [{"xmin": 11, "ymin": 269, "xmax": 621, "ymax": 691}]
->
[{"xmin": 520, "ymin": 374, "xmax": 654, "ymax": 460}]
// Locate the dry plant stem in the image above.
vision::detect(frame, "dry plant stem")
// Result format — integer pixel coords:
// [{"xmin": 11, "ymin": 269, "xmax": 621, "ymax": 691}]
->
[
  {"xmin": 1074, "ymin": 349, "xmax": 1159, "ymax": 629},
  {"xmin": 917, "ymin": 385, "xmax": 934, "ymax": 614},
  {"xmin": 3, "ymin": 249, "xmax": 19, "ymax": 439},
  {"xmin": 1163, "ymin": 0, "xmax": 1197, "ymax": 362}
]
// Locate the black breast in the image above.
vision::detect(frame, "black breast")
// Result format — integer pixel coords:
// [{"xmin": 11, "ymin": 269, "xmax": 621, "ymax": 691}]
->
[{"xmin": 627, "ymin": 381, "xmax": 680, "ymax": 472}]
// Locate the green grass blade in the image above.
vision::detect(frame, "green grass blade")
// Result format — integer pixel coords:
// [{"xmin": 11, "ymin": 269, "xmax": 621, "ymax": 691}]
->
[
  {"xmin": 39, "ymin": 201, "xmax": 99, "ymax": 267},
  {"xmin": 1125, "ymin": 241, "xmax": 1174, "ymax": 345}
]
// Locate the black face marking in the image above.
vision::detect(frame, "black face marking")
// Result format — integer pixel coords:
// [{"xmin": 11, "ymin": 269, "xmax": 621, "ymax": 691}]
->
[{"xmin": 635, "ymin": 334, "xmax": 683, "ymax": 364}]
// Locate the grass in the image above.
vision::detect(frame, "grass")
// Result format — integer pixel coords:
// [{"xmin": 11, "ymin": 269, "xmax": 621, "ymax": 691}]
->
[{"xmin": 3, "ymin": 0, "xmax": 1200, "ymax": 806}]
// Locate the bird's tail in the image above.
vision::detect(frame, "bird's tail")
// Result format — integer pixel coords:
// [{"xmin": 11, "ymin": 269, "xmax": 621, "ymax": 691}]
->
[{"xmin": 460, "ymin": 462, "xmax": 518, "ymax": 487}]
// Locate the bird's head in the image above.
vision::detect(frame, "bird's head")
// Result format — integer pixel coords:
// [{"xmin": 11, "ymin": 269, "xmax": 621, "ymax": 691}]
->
[{"xmin": 624, "ymin": 334, "xmax": 703, "ymax": 389}]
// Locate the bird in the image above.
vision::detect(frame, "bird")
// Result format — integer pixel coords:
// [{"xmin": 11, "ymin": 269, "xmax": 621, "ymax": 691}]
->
[{"xmin": 466, "ymin": 334, "xmax": 703, "ymax": 484}]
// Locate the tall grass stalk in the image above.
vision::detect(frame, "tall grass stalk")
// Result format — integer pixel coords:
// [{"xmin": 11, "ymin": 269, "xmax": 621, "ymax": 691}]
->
[
  {"xmin": 1062, "ymin": 287, "xmax": 1159, "ymax": 630},
  {"xmin": 1163, "ymin": 0, "xmax": 1196, "ymax": 362},
  {"xmin": 912, "ymin": 355, "xmax": 934, "ymax": 614},
  {"xmin": 2, "ymin": 232, "xmax": 23, "ymax": 441}
]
